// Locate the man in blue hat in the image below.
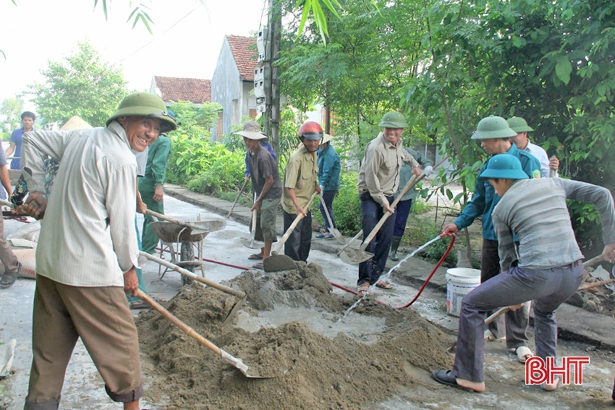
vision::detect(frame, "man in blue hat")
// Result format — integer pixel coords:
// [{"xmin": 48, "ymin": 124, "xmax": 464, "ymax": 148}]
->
[
  {"xmin": 433, "ymin": 154, "xmax": 615, "ymax": 393},
  {"xmin": 442, "ymin": 115, "xmax": 541, "ymax": 363}
]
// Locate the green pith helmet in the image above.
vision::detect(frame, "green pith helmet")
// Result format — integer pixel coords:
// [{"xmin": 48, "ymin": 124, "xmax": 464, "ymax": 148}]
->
[
  {"xmin": 471, "ymin": 115, "xmax": 517, "ymax": 139},
  {"xmin": 106, "ymin": 92, "xmax": 177, "ymax": 133},
  {"xmin": 507, "ymin": 116, "xmax": 534, "ymax": 133},
  {"xmin": 480, "ymin": 154, "xmax": 529, "ymax": 180},
  {"xmin": 378, "ymin": 111, "xmax": 408, "ymax": 129}
]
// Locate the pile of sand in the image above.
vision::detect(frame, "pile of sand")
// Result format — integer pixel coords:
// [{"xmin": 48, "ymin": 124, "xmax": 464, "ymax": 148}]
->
[{"xmin": 137, "ymin": 263, "xmax": 454, "ymax": 409}]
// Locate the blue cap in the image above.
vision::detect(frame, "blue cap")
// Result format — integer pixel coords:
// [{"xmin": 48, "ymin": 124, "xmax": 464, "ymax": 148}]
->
[{"xmin": 480, "ymin": 154, "xmax": 529, "ymax": 180}]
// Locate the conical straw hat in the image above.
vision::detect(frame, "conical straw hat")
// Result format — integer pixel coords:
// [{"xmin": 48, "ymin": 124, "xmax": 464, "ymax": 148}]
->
[{"xmin": 60, "ymin": 116, "xmax": 92, "ymax": 131}]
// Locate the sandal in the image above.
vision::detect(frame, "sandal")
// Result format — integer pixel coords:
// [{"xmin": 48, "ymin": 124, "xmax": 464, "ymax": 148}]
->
[
  {"xmin": 129, "ymin": 301, "xmax": 150, "ymax": 310},
  {"xmin": 375, "ymin": 280, "xmax": 392, "ymax": 290},
  {"xmin": 248, "ymin": 254, "xmax": 263, "ymax": 260},
  {"xmin": 252, "ymin": 262, "xmax": 264, "ymax": 270},
  {"xmin": 513, "ymin": 346, "xmax": 534, "ymax": 363},
  {"xmin": 357, "ymin": 282, "xmax": 370, "ymax": 296},
  {"xmin": 0, "ymin": 263, "xmax": 21, "ymax": 289},
  {"xmin": 431, "ymin": 370, "xmax": 480, "ymax": 393}
]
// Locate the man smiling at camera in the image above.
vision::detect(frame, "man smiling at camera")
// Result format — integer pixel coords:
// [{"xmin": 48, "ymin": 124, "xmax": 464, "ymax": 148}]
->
[{"xmin": 19, "ymin": 92, "xmax": 176, "ymax": 410}]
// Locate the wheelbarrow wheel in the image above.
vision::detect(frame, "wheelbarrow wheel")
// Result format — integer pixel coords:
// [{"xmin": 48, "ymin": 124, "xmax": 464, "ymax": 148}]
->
[{"xmin": 180, "ymin": 242, "xmax": 194, "ymax": 286}]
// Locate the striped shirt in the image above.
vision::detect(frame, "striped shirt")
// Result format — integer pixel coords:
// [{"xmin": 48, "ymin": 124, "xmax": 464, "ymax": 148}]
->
[
  {"xmin": 22, "ymin": 121, "xmax": 139, "ymax": 287},
  {"xmin": 492, "ymin": 178, "xmax": 615, "ymax": 271}
]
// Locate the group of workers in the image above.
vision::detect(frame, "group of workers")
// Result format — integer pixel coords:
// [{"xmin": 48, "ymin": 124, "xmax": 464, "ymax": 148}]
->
[{"xmin": 2, "ymin": 88, "xmax": 614, "ymax": 408}]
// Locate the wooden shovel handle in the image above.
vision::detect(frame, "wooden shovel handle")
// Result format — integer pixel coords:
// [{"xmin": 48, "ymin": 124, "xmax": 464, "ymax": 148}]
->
[
  {"xmin": 360, "ymin": 155, "xmax": 449, "ymax": 251},
  {"xmin": 227, "ymin": 178, "xmax": 249, "ymax": 218},
  {"xmin": 136, "ymin": 290, "xmax": 222, "ymax": 356},
  {"xmin": 140, "ymin": 252, "xmax": 246, "ymax": 299},
  {"xmin": 580, "ymin": 278, "xmax": 615, "ymax": 291},
  {"xmin": 485, "ymin": 307, "xmax": 509, "ymax": 325},
  {"xmin": 146, "ymin": 209, "xmax": 181, "ymax": 224},
  {"xmin": 251, "ymin": 208, "xmax": 257, "ymax": 233},
  {"xmin": 273, "ymin": 192, "xmax": 318, "ymax": 254}
]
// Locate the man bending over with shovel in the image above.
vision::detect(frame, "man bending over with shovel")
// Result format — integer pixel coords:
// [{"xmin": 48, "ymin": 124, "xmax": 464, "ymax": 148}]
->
[
  {"xmin": 19, "ymin": 92, "xmax": 176, "ymax": 410},
  {"xmin": 237, "ymin": 123, "xmax": 282, "ymax": 269},
  {"xmin": 432, "ymin": 154, "xmax": 615, "ymax": 393}
]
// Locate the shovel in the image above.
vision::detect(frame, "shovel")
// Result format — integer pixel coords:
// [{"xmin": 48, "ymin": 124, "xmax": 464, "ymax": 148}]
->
[
  {"xmin": 146, "ymin": 209, "xmax": 226, "ymax": 236},
  {"xmin": 135, "ymin": 290, "xmax": 272, "ymax": 379},
  {"xmin": 318, "ymin": 195, "xmax": 345, "ymax": 245},
  {"xmin": 264, "ymin": 192, "xmax": 318, "ymax": 273},
  {"xmin": 140, "ymin": 252, "xmax": 246, "ymax": 324},
  {"xmin": 241, "ymin": 209, "xmax": 264, "ymax": 249},
  {"xmin": 227, "ymin": 178, "xmax": 249, "ymax": 218},
  {"xmin": 339, "ymin": 175, "xmax": 419, "ymax": 265},
  {"xmin": 339, "ymin": 155, "xmax": 448, "ymax": 265}
]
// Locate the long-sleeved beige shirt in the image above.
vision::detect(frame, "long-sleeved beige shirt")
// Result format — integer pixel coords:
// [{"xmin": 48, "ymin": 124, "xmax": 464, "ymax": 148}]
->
[
  {"xmin": 357, "ymin": 133, "xmax": 419, "ymax": 208},
  {"xmin": 22, "ymin": 121, "xmax": 139, "ymax": 287}
]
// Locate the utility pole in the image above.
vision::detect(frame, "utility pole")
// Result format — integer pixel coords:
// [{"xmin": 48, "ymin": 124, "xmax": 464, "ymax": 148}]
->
[{"xmin": 261, "ymin": 0, "xmax": 282, "ymax": 157}]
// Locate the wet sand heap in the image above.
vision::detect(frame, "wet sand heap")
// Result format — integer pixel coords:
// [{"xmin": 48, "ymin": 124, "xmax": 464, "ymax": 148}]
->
[{"xmin": 137, "ymin": 262, "xmax": 454, "ymax": 409}]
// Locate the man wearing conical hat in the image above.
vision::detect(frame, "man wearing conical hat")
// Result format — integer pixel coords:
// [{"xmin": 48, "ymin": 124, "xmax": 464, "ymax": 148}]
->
[
  {"xmin": 235, "ymin": 121, "xmax": 282, "ymax": 269},
  {"xmin": 19, "ymin": 92, "xmax": 176, "ymax": 410}
]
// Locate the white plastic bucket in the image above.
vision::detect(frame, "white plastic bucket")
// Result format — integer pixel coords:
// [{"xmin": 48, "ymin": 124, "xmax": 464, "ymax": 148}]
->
[{"xmin": 446, "ymin": 268, "xmax": 481, "ymax": 317}]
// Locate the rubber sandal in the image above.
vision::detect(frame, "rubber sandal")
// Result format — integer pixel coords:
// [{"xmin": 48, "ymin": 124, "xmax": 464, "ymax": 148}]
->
[
  {"xmin": 252, "ymin": 262, "xmax": 264, "ymax": 270},
  {"xmin": 323, "ymin": 233, "xmax": 334, "ymax": 239},
  {"xmin": 130, "ymin": 301, "xmax": 150, "ymax": 310},
  {"xmin": 514, "ymin": 346, "xmax": 533, "ymax": 363},
  {"xmin": 431, "ymin": 370, "xmax": 478, "ymax": 393},
  {"xmin": 315, "ymin": 233, "xmax": 326, "ymax": 239},
  {"xmin": 0, "ymin": 263, "xmax": 21, "ymax": 289},
  {"xmin": 357, "ymin": 282, "xmax": 370, "ymax": 296},
  {"xmin": 375, "ymin": 280, "xmax": 392, "ymax": 289},
  {"xmin": 248, "ymin": 254, "xmax": 263, "ymax": 260}
]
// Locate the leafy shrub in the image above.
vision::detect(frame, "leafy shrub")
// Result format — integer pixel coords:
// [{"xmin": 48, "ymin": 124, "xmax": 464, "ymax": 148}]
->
[{"xmin": 167, "ymin": 133, "xmax": 245, "ymax": 195}]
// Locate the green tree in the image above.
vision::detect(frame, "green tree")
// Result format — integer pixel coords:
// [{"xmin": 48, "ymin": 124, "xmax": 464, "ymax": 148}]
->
[
  {"xmin": 0, "ymin": 97, "xmax": 24, "ymax": 131},
  {"xmin": 28, "ymin": 41, "xmax": 129, "ymax": 127}
]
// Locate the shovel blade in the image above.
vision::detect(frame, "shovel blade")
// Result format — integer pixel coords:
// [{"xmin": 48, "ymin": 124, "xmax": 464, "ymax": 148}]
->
[
  {"xmin": 329, "ymin": 228, "xmax": 346, "ymax": 245},
  {"xmin": 240, "ymin": 237, "xmax": 264, "ymax": 249},
  {"xmin": 219, "ymin": 349, "xmax": 274, "ymax": 379},
  {"xmin": 264, "ymin": 254, "xmax": 297, "ymax": 272},
  {"xmin": 339, "ymin": 248, "xmax": 374, "ymax": 265}
]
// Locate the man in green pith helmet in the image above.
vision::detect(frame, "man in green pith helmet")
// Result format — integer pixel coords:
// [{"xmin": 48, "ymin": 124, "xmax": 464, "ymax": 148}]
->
[
  {"xmin": 356, "ymin": 111, "xmax": 422, "ymax": 296},
  {"xmin": 19, "ymin": 92, "xmax": 176, "ymax": 410},
  {"xmin": 441, "ymin": 115, "xmax": 541, "ymax": 364},
  {"xmin": 507, "ymin": 116, "xmax": 559, "ymax": 178}
]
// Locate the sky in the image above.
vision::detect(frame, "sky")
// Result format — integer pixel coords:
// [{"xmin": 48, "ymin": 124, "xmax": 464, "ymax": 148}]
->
[{"xmin": 0, "ymin": 0, "xmax": 267, "ymax": 110}]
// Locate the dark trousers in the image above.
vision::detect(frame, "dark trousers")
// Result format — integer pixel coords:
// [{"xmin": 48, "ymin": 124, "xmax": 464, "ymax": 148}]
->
[
  {"xmin": 393, "ymin": 198, "xmax": 413, "ymax": 237},
  {"xmin": 452, "ymin": 263, "xmax": 583, "ymax": 382},
  {"xmin": 283, "ymin": 210, "xmax": 312, "ymax": 262},
  {"xmin": 318, "ymin": 189, "xmax": 338, "ymax": 231},
  {"xmin": 358, "ymin": 193, "xmax": 394, "ymax": 286},
  {"xmin": 482, "ymin": 239, "xmax": 530, "ymax": 349}
]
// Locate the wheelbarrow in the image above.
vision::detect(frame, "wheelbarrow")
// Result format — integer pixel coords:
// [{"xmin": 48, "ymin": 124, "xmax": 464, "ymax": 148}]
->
[{"xmin": 148, "ymin": 217, "xmax": 225, "ymax": 285}]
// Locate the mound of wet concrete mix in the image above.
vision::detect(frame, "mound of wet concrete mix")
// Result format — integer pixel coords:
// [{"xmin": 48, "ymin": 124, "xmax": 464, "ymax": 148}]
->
[{"xmin": 137, "ymin": 262, "xmax": 454, "ymax": 409}]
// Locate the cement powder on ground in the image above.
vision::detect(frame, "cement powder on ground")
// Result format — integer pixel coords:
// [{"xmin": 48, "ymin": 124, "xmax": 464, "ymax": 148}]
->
[{"xmin": 137, "ymin": 262, "xmax": 454, "ymax": 409}]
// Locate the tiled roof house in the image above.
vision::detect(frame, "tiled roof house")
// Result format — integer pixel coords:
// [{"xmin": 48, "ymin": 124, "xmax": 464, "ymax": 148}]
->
[
  {"xmin": 150, "ymin": 76, "xmax": 211, "ymax": 106},
  {"xmin": 210, "ymin": 35, "xmax": 258, "ymax": 139}
]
